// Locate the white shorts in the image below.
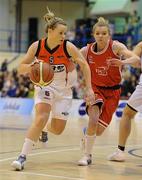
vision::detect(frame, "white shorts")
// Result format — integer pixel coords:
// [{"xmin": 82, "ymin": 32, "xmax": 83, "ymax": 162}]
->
[
  {"xmin": 127, "ymin": 84, "xmax": 142, "ymax": 112},
  {"xmin": 34, "ymin": 85, "xmax": 72, "ymax": 120}
]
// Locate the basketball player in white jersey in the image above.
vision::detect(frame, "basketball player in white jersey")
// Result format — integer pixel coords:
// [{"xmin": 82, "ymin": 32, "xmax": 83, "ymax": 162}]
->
[
  {"xmin": 108, "ymin": 41, "xmax": 142, "ymax": 161},
  {"xmin": 11, "ymin": 7, "xmax": 95, "ymax": 171}
]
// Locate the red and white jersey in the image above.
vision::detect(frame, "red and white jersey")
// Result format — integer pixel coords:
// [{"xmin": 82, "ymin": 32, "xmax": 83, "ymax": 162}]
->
[
  {"xmin": 82, "ymin": 39, "xmax": 121, "ymax": 89},
  {"xmin": 35, "ymin": 38, "xmax": 77, "ymax": 88}
]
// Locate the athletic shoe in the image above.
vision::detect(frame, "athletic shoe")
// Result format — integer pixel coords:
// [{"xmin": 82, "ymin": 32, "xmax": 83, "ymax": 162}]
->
[
  {"xmin": 39, "ymin": 131, "xmax": 48, "ymax": 148},
  {"xmin": 11, "ymin": 154, "xmax": 26, "ymax": 171},
  {"xmin": 78, "ymin": 154, "xmax": 92, "ymax": 166},
  {"xmin": 107, "ymin": 149, "xmax": 125, "ymax": 162}
]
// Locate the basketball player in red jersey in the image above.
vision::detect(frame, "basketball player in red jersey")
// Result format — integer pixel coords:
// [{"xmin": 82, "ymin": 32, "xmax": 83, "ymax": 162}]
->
[
  {"xmin": 78, "ymin": 17, "xmax": 140, "ymax": 166},
  {"xmin": 108, "ymin": 42, "xmax": 142, "ymax": 162},
  {"xmin": 11, "ymin": 7, "xmax": 95, "ymax": 171}
]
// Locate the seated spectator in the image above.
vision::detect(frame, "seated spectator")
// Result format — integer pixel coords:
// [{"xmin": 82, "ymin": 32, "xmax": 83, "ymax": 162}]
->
[
  {"xmin": 1, "ymin": 59, "xmax": 8, "ymax": 72},
  {"xmin": 16, "ymin": 84, "xmax": 29, "ymax": 97},
  {"xmin": 27, "ymin": 83, "xmax": 34, "ymax": 98}
]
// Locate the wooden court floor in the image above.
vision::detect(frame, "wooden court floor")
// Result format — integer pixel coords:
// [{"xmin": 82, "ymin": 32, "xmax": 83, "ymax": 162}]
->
[{"xmin": 0, "ymin": 114, "xmax": 142, "ymax": 180}]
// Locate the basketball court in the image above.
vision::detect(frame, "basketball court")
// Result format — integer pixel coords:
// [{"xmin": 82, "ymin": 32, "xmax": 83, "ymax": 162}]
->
[{"xmin": 0, "ymin": 113, "xmax": 142, "ymax": 180}]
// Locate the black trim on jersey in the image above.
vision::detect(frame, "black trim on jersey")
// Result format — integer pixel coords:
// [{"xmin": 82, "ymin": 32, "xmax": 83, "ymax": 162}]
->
[
  {"xmin": 97, "ymin": 84, "xmax": 121, "ymax": 90},
  {"xmin": 64, "ymin": 40, "xmax": 71, "ymax": 58},
  {"xmin": 44, "ymin": 38, "xmax": 59, "ymax": 54},
  {"xmin": 127, "ymin": 103, "xmax": 138, "ymax": 112},
  {"xmin": 35, "ymin": 40, "xmax": 41, "ymax": 57}
]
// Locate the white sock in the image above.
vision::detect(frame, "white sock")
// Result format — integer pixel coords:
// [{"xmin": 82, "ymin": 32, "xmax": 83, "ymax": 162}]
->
[
  {"xmin": 84, "ymin": 134, "xmax": 96, "ymax": 155},
  {"xmin": 21, "ymin": 138, "xmax": 36, "ymax": 156}
]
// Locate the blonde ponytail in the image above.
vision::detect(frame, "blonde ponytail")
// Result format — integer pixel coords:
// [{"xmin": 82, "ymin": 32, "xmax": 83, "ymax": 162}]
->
[
  {"xmin": 43, "ymin": 6, "xmax": 55, "ymax": 23},
  {"xmin": 44, "ymin": 6, "xmax": 67, "ymax": 33},
  {"xmin": 93, "ymin": 17, "xmax": 110, "ymax": 34}
]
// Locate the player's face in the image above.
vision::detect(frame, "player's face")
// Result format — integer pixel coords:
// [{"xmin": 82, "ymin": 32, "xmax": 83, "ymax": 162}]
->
[
  {"xmin": 50, "ymin": 24, "xmax": 67, "ymax": 44},
  {"xmin": 93, "ymin": 26, "xmax": 110, "ymax": 45}
]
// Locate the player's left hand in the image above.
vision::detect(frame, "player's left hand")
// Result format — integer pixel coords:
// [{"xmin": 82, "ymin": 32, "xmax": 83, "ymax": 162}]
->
[
  {"xmin": 85, "ymin": 88, "xmax": 95, "ymax": 106},
  {"xmin": 107, "ymin": 58, "xmax": 124, "ymax": 67}
]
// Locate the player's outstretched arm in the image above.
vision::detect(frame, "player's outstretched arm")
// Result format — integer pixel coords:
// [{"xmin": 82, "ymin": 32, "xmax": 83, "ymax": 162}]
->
[
  {"xmin": 67, "ymin": 41, "xmax": 95, "ymax": 104},
  {"xmin": 18, "ymin": 41, "xmax": 38, "ymax": 75},
  {"xmin": 108, "ymin": 42, "xmax": 140, "ymax": 68}
]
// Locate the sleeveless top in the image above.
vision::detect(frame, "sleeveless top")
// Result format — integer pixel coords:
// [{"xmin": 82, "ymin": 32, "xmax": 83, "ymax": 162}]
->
[
  {"xmin": 86, "ymin": 39, "xmax": 121, "ymax": 88},
  {"xmin": 35, "ymin": 38, "xmax": 77, "ymax": 88}
]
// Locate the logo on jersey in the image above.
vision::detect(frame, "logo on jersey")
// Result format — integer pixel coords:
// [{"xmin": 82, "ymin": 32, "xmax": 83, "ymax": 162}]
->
[
  {"xmin": 49, "ymin": 56, "xmax": 54, "ymax": 64},
  {"xmin": 39, "ymin": 55, "xmax": 47, "ymax": 58},
  {"xmin": 45, "ymin": 91, "xmax": 50, "ymax": 96},
  {"xmin": 88, "ymin": 55, "xmax": 95, "ymax": 64},
  {"xmin": 57, "ymin": 55, "xmax": 64, "ymax": 58},
  {"xmin": 52, "ymin": 64, "xmax": 65, "ymax": 73},
  {"xmin": 61, "ymin": 112, "xmax": 69, "ymax": 116},
  {"xmin": 96, "ymin": 66, "xmax": 109, "ymax": 76},
  {"xmin": 44, "ymin": 91, "xmax": 51, "ymax": 99}
]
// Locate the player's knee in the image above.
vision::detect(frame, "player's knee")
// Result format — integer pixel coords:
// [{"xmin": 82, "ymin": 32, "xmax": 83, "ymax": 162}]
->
[
  {"xmin": 96, "ymin": 125, "xmax": 105, "ymax": 136},
  {"xmin": 51, "ymin": 124, "xmax": 65, "ymax": 135},
  {"xmin": 123, "ymin": 106, "xmax": 136, "ymax": 119},
  {"xmin": 35, "ymin": 114, "xmax": 47, "ymax": 127},
  {"xmin": 90, "ymin": 117, "xmax": 98, "ymax": 126},
  {"xmin": 53, "ymin": 128, "xmax": 64, "ymax": 135},
  {"xmin": 96, "ymin": 128, "xmax": 105, "ymax": 136}
]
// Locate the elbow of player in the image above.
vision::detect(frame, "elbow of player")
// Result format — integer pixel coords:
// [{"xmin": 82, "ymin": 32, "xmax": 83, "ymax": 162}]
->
[
  {"xmin": 133, "ymin": 59, "xmax": 141, "ymax": 68},
  {"xmin": 136, "ymin": 56, "xmax": 141, "ymax": 67},
  {"xmin": 137, "ymin": 60, "xmax": 141, "ymax": 68}
]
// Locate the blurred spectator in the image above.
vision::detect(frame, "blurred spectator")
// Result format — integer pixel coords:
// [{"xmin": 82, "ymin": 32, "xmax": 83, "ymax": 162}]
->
[
  {"xmin": 27, "ymin": 83, "xmax": 34, "ymax": 98},
  {"xmin": 131, "ymin": 10, "xmax": 139, "ymax": 25},
  {"xmin": 1, "ymin": 89, "xmax": 8, "ymax": 97},
  {"xmin": 16, "ymin": 84, "xmax": 29, "ymax": 97},
  {"xmin": 8, "ymin": 31, "xmax": 12, "ymax": 52},
  {"xmin": 1, "ymin": 59, "xmax": 8, "ymax": 72},
  {"xmin": 66, "ymin": 28, "xmax": 75, "ymax": 42}
]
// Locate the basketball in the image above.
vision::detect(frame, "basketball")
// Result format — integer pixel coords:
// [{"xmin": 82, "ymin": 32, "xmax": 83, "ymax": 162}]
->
[{"xmin": 29, "ymin": 61, "xmax": 54, "ymax": 86}]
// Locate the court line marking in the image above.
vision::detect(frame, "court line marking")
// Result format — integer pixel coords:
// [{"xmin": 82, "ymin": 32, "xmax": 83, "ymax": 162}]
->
[
  {"xmin": 21, "ymin": 172, "xmax": 84, "ymax": 180},
  {"xmin": 0, "ymin": 170, "xmax": 84, "ymax": 180},
  {"xmin": 0, "ymin": 145, "xmax": 77, "ymax": 154},
  {"xmin": 0, "ymin": 144, "xmax": 142, "ymax": 162},
  {"xmin": 0, "ymin": 148, "xmax": 79, "ymax": 162},
  {"xmin": 0, "ymin": 148, "xmax": 84, "ymax": 180},
  {"xmin": 0, "ymin": 145, "xmax": 142, "ymax": 180},
  {"xmin": 128, "ymin": 148, "xmax": 142, "ymax": 158}
]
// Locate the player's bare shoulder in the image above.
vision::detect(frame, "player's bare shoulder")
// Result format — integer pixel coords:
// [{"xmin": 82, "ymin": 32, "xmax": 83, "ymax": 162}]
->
[
  {"xmin": 66, "ymin": 40, "xmax": 80, "ymax": 58},
  {"xmin": 66, "ymin": 40, "xmax": 77, "ymax": 52},
  {"xmin": 135, "ymin": 41, "xmax": 142, "ymax": 50},
  {"xmin": 26, "ymin": 41, "xmax": 39, "ymax": 57},
  {"xmin": 112, "ymin": 40, "xmax": 126, "ymax": 50},
  {"xmin": 29, "ymin": 41, "xmax": 39, "ymax": 51},
  {"xmin": 112, "ymin": 40, "xmax": 127, "ymax": 55}
]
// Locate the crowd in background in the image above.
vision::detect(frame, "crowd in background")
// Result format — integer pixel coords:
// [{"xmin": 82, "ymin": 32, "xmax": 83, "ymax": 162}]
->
[
  {"xmin": 0, "ymin": 11, "xmax": 141, "ymax": 99},
  {"xmin": 67, "ymin": 11, "xmax": 142, "ymax": 49},
  {"xmin": 0, "ymin": 58, "xmax": 140, "ymax": 100},
  {"xmin": 0, "ymin": 60, "xmax": 34, "ymax": 98}
]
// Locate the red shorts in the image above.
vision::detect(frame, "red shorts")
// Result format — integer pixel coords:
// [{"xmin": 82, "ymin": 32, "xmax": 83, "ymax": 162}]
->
[{"xmin": 92, "ymin": 85, "xmax": 121, "ymax": 128}]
